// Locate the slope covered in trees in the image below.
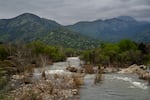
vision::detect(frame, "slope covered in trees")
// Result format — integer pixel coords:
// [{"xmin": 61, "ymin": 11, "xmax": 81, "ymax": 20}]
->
[{"xmin": 40, "ymin": 29, "xmax": 100, "ymax": 49}]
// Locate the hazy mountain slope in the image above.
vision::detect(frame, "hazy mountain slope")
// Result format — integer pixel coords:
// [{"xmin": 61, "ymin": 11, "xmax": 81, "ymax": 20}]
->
[
  {"xmin": 134, "ymin": 23, "xmax": 150, "ymax": 43},
  {"xmin": 66, "ymin": 16, "xmax": 150, "ymax": 42}
]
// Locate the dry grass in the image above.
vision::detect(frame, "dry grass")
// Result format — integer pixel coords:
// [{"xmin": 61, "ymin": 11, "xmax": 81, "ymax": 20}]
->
[
  {"xmin": 83, "ymin": 65, "xmax": 94, "ymax": 74},
  {"xmin": 7, "ymin": 73, "xmax": 84, "ymax": 100},
  {"xmin": 71, "ymin": 74, "xmax": 84, "ymax": 88}
]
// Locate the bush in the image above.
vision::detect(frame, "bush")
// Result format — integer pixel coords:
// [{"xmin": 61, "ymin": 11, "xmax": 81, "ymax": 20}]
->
[
  {"xmin": 0, "ymin": 45, "xmax": 8, "ymax": 60},
  {"xmin": 83, "ymin": 65, "xmax": 94, "ymax": 74}
]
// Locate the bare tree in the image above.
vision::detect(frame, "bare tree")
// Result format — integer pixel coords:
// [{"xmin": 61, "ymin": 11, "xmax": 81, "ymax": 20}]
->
[
  {"xmin": 39, "ymin": 54, "xmax": 48, "ymax": 68},
  {"xmin": 6, "ymin": 43, "xmax": 13, "ymax": 56}
]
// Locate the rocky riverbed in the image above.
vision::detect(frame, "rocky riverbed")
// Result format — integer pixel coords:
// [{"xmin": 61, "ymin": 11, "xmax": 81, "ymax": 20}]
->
[{"xmin": 2, "ymin": 57, "xmax": 84, "ymax": 100}]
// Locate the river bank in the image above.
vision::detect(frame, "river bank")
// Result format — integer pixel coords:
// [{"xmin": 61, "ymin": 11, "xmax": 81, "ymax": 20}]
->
[{"xmin": 1, "ymin": 57, "xmax": 84, "ymax": 99}]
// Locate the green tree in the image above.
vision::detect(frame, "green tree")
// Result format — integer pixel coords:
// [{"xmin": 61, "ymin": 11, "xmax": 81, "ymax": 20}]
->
[
  {"xmin": 118, "ymin": 39, "xmax": 137, "ymax": 52},
  {"xmin": 80, "ymin": 50, "xmax": 92, "ymax": 64},
  {"xmin": 102, "ymin": 43, "xmax": 120, "ymax": 63}
]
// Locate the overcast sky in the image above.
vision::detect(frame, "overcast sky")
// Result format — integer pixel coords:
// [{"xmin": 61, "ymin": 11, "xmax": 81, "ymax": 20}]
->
[{"xmin": 0, "ymin": 0, "xmax": 150, "ymax": 25}]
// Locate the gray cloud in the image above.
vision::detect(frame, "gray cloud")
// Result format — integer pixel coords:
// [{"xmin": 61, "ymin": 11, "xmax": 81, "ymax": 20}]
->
[{"xmin": 0, "ymin": 0, "xmax": 150, "ymax": 25}]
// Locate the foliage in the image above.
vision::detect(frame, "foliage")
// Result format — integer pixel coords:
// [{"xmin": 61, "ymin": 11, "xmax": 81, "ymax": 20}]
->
[
  {"xmin": 81, "ymin": 39, "xmax": 150, "ymax": 67},
  {"xmin": 40, "ymin": 29, "xmax": 100, "ymax": 50},
  {"xmin": 27, "ymin": 41, "xmax": 66, "ymax": 62},
  {"xmin": 0, "ymin": 45, "xmax": 8, "ymax": 60},
  {"xmin": 0, "ymin": 41, "xmax": 68, "ymax": 91},
  {"xmin": 118, "ymin": 39, "xmax": 137, "ymax": 52}
]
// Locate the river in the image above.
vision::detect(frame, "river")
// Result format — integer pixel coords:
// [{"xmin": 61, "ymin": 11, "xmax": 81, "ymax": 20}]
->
[
  {"xmin": 80, "ymin": 73, "xmax": 150, "ymax": 100},
  {"xmin": 34, "ymin": 57, "xmax": 150, "ymax": 100}
]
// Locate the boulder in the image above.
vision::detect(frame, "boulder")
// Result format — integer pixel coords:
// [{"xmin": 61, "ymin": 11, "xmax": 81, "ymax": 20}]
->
[
  {"xmin": 66, "ymin": 66, "xmax": 78, "ymax": 72},
  {"xmin": 139, "ymin": 65, "xmax": 147, "ymax": 70},
  {"xmin": 12, "ymin": 75, "xmax": 25, "ymax": 80},
  {"xmin": 118, "ymin": 64, "xmax": 143, "ymax": 74},
  {"xmin": 103, "ymin": 67, "xmax": 118, "ymax": 73},
  {"xmin": 72, "ymin": 89, "xmax": 78, "ymax": 95},
  {"xmin": 138, "ymin": 71, "xmax": 150, "ymax": 80}
]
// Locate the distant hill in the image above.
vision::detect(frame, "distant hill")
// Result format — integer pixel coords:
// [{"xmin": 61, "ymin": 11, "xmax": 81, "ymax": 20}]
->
[
  {"xmin": 134, "ymin": 24, "xmax": 150, "ymax": 43},
  {"xmin": 66, "ymin": 16, "xmax": 150, "ymax": 42}
]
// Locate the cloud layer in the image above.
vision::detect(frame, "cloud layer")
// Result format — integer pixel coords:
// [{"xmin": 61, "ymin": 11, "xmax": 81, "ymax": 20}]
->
[{"xmin": 0, "ymin": 0, "xmax": 150, "ymax": 25}]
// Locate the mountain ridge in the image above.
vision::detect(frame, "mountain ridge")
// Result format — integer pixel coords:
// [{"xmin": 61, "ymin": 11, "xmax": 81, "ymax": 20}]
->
[
  {"xmin": 0, "ymin": 13, "xmax": 99, "ymax": 49},
  {"xmin": 0, "ymin": 13, "xmax": 150, "ymax": 47},
  {"xmin": 66, "ymin": 16, "xmax": 150, "ymax": 42}
]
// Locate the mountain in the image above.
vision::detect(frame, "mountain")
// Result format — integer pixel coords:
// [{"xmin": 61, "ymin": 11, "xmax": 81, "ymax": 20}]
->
[
  {"xmin": 134, "ymin": 24, "xmax": 150, "ymax": 43},
  {"xmin": 117, "ymin": 16, "xmax": 136, "ymax": 21},
  {"xmin": 0, "ymin": 13, "xmax": 99, "ymax": 49},
  {"xmin": 0, "ymin": 13, "xmax": 61, "ymax": 42},
  {"xmin": 0, "ymin": 13, "xmax": 150, "ymax": 49},
  {"xmin": 66, "ymin": 16, "xmax": 150, "ymax": 42}
]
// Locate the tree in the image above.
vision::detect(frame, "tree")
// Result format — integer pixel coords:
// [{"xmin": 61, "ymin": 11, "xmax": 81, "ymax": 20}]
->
[
  {"xmin": 80, "ymin": 50, "xmax": 92, "ymax": 64},
  {"xmin": 118, "ymin": 39, "xmax": 137, "ymax": 52},
  {"xmin": 102, "ymin": 43, "xmax": 120, "ymax": 63},
  {"xmin": 138, "ymin": 43, "xmax": 147, "ymax": 54}
]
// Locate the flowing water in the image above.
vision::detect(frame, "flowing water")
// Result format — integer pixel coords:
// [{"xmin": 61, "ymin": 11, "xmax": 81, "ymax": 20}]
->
[
  {"xmin": 33, "ymin": 57, "xmax": 81, "ymax": 80},
  {"xmin": 33, "ymin": 57, "xmax": 150, "ymax": 100},
  {"xmin": 80, "ymin": 74, "xmax": 150, "ymax": 100}
]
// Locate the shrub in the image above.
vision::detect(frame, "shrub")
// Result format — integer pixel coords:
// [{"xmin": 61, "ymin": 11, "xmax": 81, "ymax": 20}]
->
[
  {"xmin": 83, "ymin": 65, "xmax": 94, "ymax": 74},
  {"xmin": 0, "ymin": 45, "xmax": 8, "ymax": 60}
]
